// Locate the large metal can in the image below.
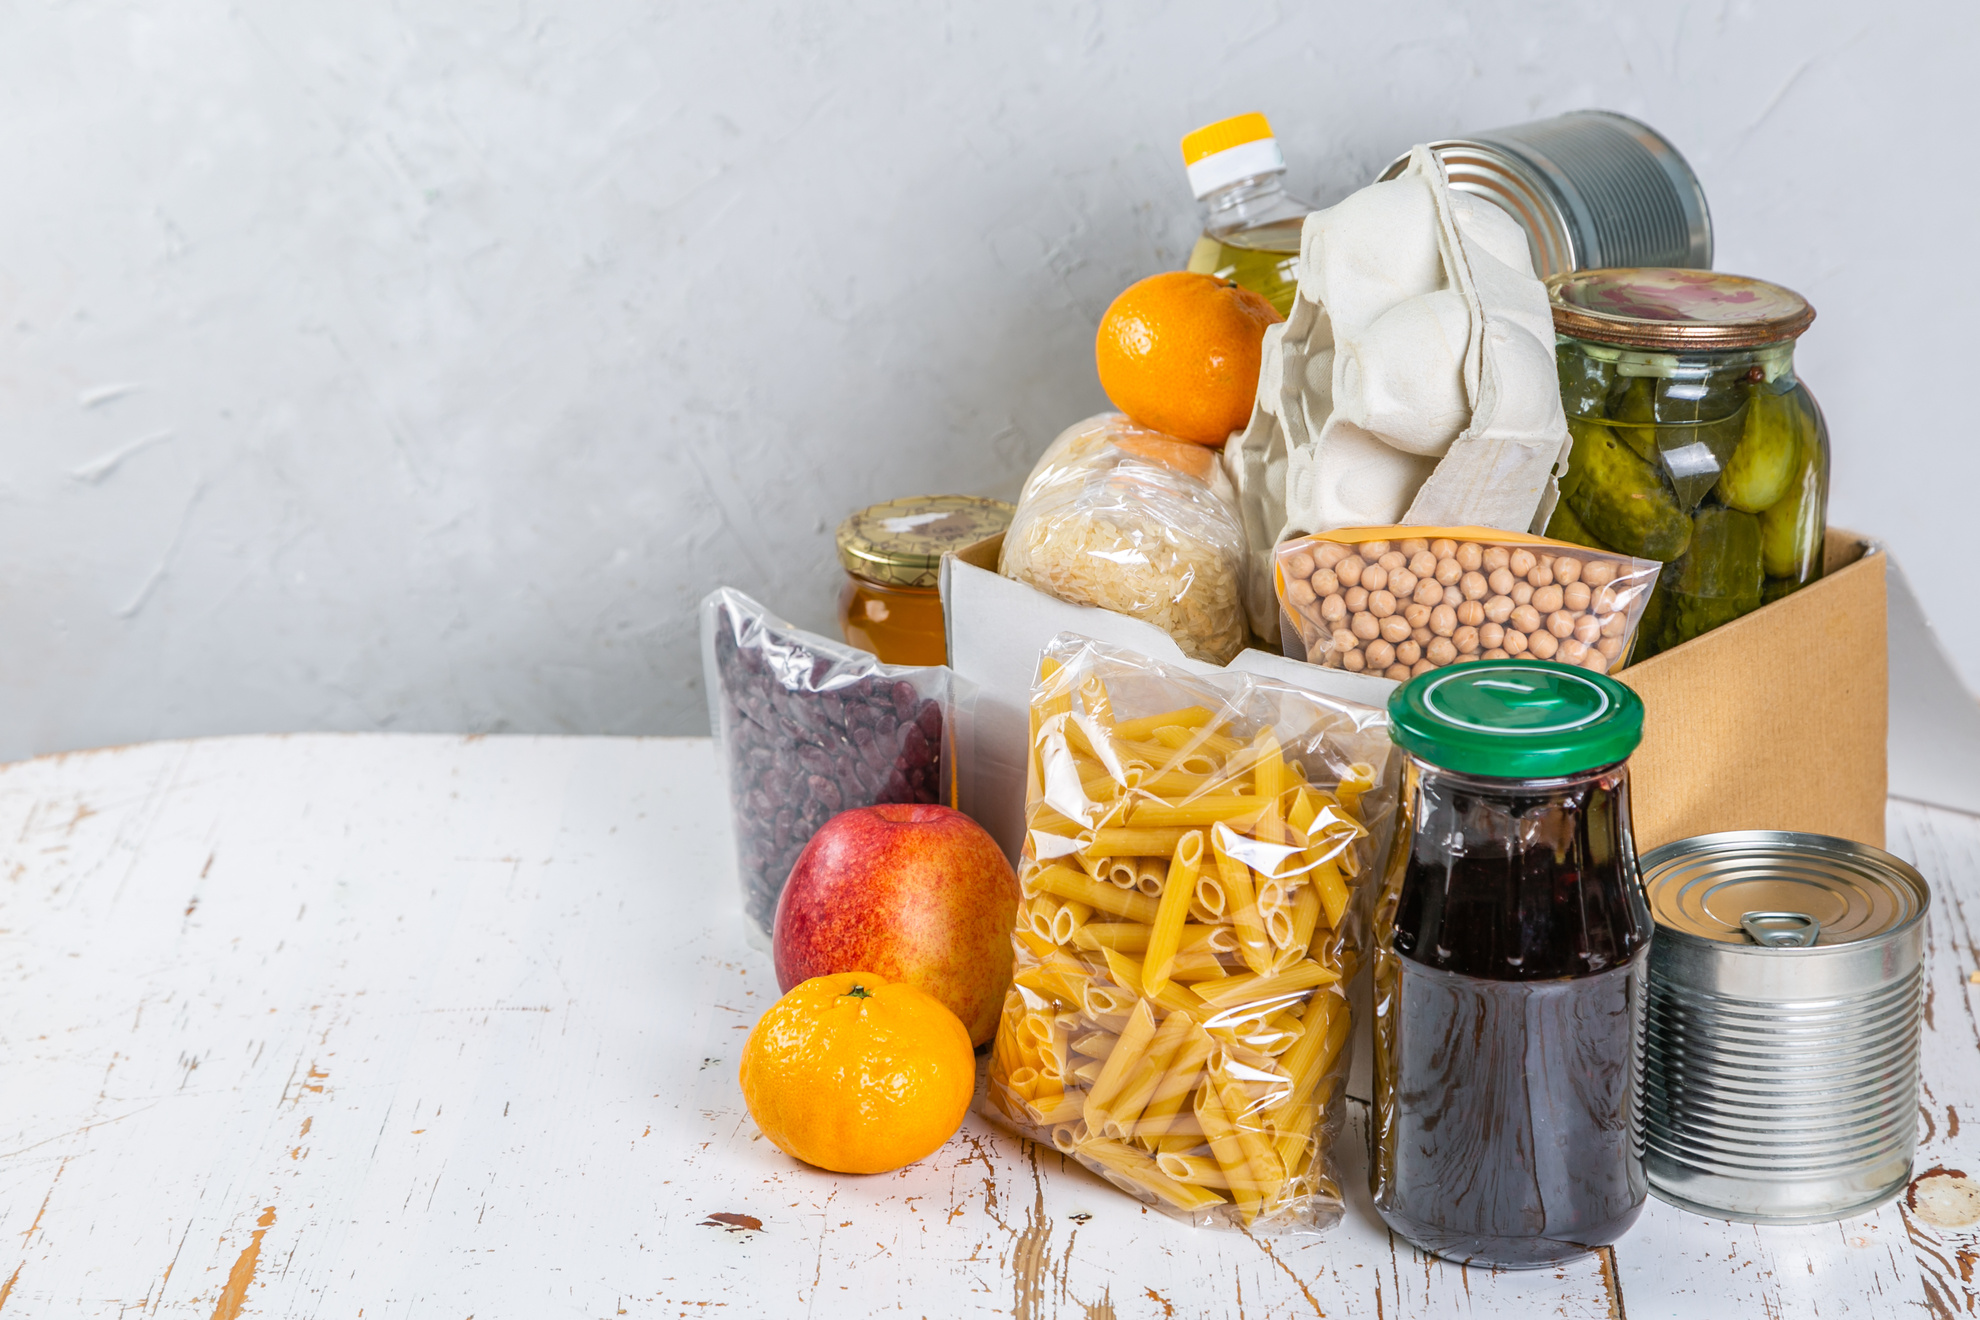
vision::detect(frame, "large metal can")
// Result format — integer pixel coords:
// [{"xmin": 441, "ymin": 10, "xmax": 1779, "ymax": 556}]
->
[
  {"xmin": 1377, "ymin": 110, "xmax": 1711, "ymax": 279},
  {"xmin": 1639, "ymin": 831, "xmax": 1930, "ymax": 1223}
]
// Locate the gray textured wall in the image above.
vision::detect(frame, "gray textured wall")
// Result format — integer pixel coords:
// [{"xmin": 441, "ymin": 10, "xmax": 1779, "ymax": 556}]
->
[{"xmin": 1, "ymin": 2, "xmax": 1971, "ymax": 757}]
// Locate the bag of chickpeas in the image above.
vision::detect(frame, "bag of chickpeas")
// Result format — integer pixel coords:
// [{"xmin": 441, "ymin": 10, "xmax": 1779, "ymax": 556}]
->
[{"xmin": 1273, "ymin": 527, "xmax": 1663, "ymax": 681}]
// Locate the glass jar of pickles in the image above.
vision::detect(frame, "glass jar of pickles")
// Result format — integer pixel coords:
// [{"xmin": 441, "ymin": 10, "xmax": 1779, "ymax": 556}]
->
[
  {"xmin": 1544, "ymin": 270, "xmax": 1828, "ymax": 660},
  {"xmin": 835, "ymin": 495, "xmax": 1014, "ymax": 666}
]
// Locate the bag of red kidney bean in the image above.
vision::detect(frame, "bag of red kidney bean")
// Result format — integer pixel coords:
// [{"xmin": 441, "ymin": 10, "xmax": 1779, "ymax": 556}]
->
[{"xmin": 701, "ymin": 587, "xmax": 957, "ymax": 947}]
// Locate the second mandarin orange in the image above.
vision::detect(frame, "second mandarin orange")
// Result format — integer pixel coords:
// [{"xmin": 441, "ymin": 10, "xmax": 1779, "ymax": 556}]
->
[{"xmin": 1094, "ymin": 271, "xmax": 1283, "ymax": 446}]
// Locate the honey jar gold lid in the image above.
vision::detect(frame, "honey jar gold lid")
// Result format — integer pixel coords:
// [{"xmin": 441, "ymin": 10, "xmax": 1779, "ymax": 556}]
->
[
  {"xmin": 835, "ymin": 495, "xmax": 1014, "ymax": 589},
  {"xmin": 1549, "ymin": 268, "xmax": 1816, "ymax": 351},
  {"xmin": 1639, "ymin": 831, "xmax": 1930, "ymax": 948},
  {"xmin": 1388, "ymin": 659, "xmax": 1643, "ymax": 779}
]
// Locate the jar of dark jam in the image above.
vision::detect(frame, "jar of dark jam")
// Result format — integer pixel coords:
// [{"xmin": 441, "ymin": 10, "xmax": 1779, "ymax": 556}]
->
[{"xmin": 1371, "ymin": 659, "xmax": 1652, "ymax": 1268}]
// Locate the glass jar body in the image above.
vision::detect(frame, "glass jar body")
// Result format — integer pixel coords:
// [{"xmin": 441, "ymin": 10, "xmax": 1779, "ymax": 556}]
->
[
  {"xmin": 1371, "ymin": 757, "xmax": 1652, "ymax": 1268},
  {"xmin": 1546, "ymin": 335, "xmax": 1829, "ymax": 659},
  {"xmin": 838, "ymin": 574, "xmax": 946, "ymax": 667}
]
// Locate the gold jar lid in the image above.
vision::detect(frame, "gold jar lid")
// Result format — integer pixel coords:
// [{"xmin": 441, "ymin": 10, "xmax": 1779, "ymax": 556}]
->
[
  {"xmin": 835, "ymin": 495, "xmax": 1014, "ymax": 589},
  {"xmin": 1549, "ymin": 268, "xmax": 1815, "ymax": 351}
]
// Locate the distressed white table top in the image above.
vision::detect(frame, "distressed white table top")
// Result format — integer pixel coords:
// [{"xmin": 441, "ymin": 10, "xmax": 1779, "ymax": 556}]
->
[{"xmin": 1, "ymin": 733, "xmax": 1976, "ymax": 1319}]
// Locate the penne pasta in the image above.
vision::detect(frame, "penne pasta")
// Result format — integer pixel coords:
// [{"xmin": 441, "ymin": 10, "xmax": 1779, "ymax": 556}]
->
[
  {"xmin": 1050, "ymin": 900, "xmax": 1094, "ymax": 945},
  {"xmin": 1099, "ymin": 946, "xmax": 1205, "ymax": 1017},
  {"xmin": 1193, "ymin": 959, "xmax": 1341, "ymax": 1008},
  {"xmin": 1134, "ymin": 857, "xmax": 1168, "ymax": 897},
  {"xmin": 1084, "ymin": 826, "xmax": 1194, "ymax": 858},
  {"xmin": 1110, "ymin": 705, "xmax": 1216, "ymax": 742},
  {"xmin": 1142, "ymin": 830, "xmax": 1204, "ymax": 998},
  {"xmin": 1100, "ymin": 1009, "xmax": 1195, "ymax": 1139},
  {"xmin": 1031, "ymin": 863, "xmax": 1160, "ymax": 923},
  {"xmin": 1130, "ymin": 1026, "xmax": 1214, "ymax": 1146},
  {"xmin": 1212, "ymin": 824, "xmax": 1274, "ymax": 976},
  {"xmin": 1193, "ymin": 1073, "xmax": 1262, "ymax": 1222},
  {"xmin": 1083, "ymin": 999, "xmax": 1157, "ymax": 1134},
  {"xmin": 1076, "ymin": 1136, "xmax": 1227, "ymax": 1211},
  {"xmin": 1127, "ymin": 796, "xmax": 1266, "ymax": 829}
]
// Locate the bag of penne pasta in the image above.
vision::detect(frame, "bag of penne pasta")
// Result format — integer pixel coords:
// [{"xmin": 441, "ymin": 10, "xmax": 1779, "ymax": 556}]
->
[{"xmin": 986, "ymin": 633, "xmax": 1398, "ymax": 1235}]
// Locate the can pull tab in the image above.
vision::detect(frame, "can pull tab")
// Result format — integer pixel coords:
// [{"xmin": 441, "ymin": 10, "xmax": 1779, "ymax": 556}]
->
[{"xmin": 1740, "ymin": 911, "xmax": 1821, "ymax": 947}]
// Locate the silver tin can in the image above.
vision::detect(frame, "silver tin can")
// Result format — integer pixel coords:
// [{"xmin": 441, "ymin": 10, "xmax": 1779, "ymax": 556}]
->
[
  {"xmin": 1639, "ymin": 831, "xmax": 1930, "ymax": 1223},
  {"xmin": 1377, "ymin": 110, "xmax": 1712, "ymax": 279}
]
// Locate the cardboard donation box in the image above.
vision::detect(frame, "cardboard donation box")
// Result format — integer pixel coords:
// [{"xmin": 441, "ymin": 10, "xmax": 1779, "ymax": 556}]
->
[{"xmin": 944, "ymin": 528, "xmax": 1889, "ymax": 859}]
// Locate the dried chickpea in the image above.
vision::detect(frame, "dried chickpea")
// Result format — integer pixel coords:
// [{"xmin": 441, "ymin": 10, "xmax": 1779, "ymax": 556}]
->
[
  {"xmin": 1287, "ymin": 579, "xmax": 1317, "ymax": 608},
  {"xmin": 1554, "ymin": 557, "xmax": 1583, "ymax": 585},
  {"xmin": 1511, "ymin": 581, "xmax": 1535, "ymax": 606},
  {"xmin": 1316, "ymin": 542, "xmax": 1348, "ymax": 569},
  {"xmin": 1361, "ymin": 565, "xmax": 1390, "ymax": 594},
  {"xmin": 1454, "ymin": 625, "xmax": 1481, "ymax": 654},
  {"xmin": 1399, "ymin": 538, "xmax": 1429, "ymax": 557},
  {"xmin": 1337, "ymin": 555, "xmax": 1366, "ymax": 588},
  {"xmin": 1443, "ymin": 584, "xmax": 1464, "ymax": 607},
  {"xmin": 1426, "ymin": 637, "xmax": 1457, "ymax": 666},
  {"xmin": 1369, "ymin": 590, "xmax": 1398, "ymax": 619},
  {"xmin": 1410, "ymin": 659, "xmax": 1435, "ymax": 677},
  {"xmin": 1582, "ymin": 560, "xmax": 1617, "ymax": 588},
  {"xmin": 1286, "ymin": 550, "xmax": 1317, "ymax": 580},
  {"xmin": 1342, "ymin": 648, "xmax": 1367, "ymax": 672},
  {"xmin": 1547, "ymin": 610, "xmax": 1576, "ymax": 639},
  {"xmin": 1503, "ymin": 629, "xmax": 1529, "ymax": 656},
  {"xmin": 1456, "ymin": 600, "xmax": 1486, "ymax": 628},
  {"xmin": 1455, "ymin": 653, "xmax": 1482, "ymax": 664},
  {"xmin": 1527, "ymin": 630, "xmax": 1559, "ymax": 660},
  {"xmin": 1533, "ymin": 584, "xmax": 1565, "ymax": 615},
  {"xmin": 1380, "ymin": 614, "xmax": 1412, "ymax": 644},
  {"xmin": 1596, "ymin": 611, "xmax": 1624, "ymax": 638},
  {"xmin": 1396, "ymin": 639, "xmax": 1423, "ymax": 666},
  {"xmin": 1527, "ymin": 559, "xmax": 1555, "ymax": 589},
  {"xmin": 1413, "ymin": 579, "xmax": 1444, "ymax": 607},
  {"xmin": 1456, "ymin": 542, "xmax": 1484, "ymax": 572},
  {"xmin": 1572, "ymin": 614, "xmax": 1602, "ymax": 645},
  {"xmin": 1378, "ymin": 551, "xmax": 1407, "ymax": 572},
  {"xmin": 1429, "ymin": 538, "xmax": 1457, "ymax": 560},
  {"xmin": 1508, "ymin": 548, "xmax": 1537, "ymax": 578},
  {"xmin": 1483, "ymin": 647, "xmax": 1510, "ymax": 660},
  {"xmin": 1479, "ymin": 621, "xmax": 1505, "ymax": 650},
  {"xmin": 1320, "ymin": 648, "xmax": 1344, "ymax": 668},
  {"xmin": 1460, "ymin": 571, "xmax": 1489, "ymax": 601},
  {"xmin": 1352, "ymin": 612, "xmax": 1380, "ymax": 641},
  {"xmin": 1385, "ymin": 663, "xmax": 1413, "ymax": 682},
  {"xmin": 1408, "ymin": 550, "xmax": 1437, "ymax": 578},
  {"xmin": 1320, "ymin": 595, "xmax": 1347, "ymax": 623},
  {"xmin": 1482, "ymin": 546, "xmax": 1510, "ymax": 573},
  {"xmin": 1558, "ymin": 639, "xmax": 1589, "ymax": 666},
  {"xmin": 1563, "ymin": 581, "xmax": 1591, "ymax": 612},
  {"xmin": 1363, "ymin": 540, "xmax": 1392, "ymax": 559},
  {"xmin": 1581, "ymin": 650, "xmax": 1610, "ymax": 674},
  {"xmin": 1597, "ymin": 635, "xmax": 1624, "ymax": 660},
  {"xmin": 1366, "ymin": 639, "xmax": 1396, "ymax": 670},
  {"xmin": 1411, "ymin": 626, "xmax": 1434, "ymax": 646},
  {"xmin": 1593, "ymin": 584, "xmax": 1622, "ymax": 614},
  {"xmin": 1404, "ymin": 601, "xmax": 1433, "ymax": 629},
  {"xmin": 1487, "ymin": 567, "xmax": 1516, "ymax": 597},
  {"xmin": 1312, "ymin": 568, "xmax": 1340, "ymax": 596},
  {"xmin": 1389, "ymin": 568, "xmax": 1419, "ymax": 598},
  {"xmin": 1509, "ymin": 604, "xmax": 1542, "ymax": 634},
  {"xmin": 1430, "ymin": 603, "xmax": 1458, "ymax": 637},
  {"xmin": 1435, "ymin": 557, "xmax": 1463, "ymax": 586},
  {"xmin": 1483, "ymin": 594, "xmax": 1515, "ymax": 624},
  {"xmin": 1346, "ymin": 586, "xmax": 1369, "ymax": 612},
  {"xmin": 1333, "ymin": 628, "xmax": 1358, "ymax": 654}
]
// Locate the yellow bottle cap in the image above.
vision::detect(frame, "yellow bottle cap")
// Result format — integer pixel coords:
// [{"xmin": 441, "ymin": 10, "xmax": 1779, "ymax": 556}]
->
[{"xmin": 1179, "ymin": 113, "xmax": 1286, "ymax": 199}]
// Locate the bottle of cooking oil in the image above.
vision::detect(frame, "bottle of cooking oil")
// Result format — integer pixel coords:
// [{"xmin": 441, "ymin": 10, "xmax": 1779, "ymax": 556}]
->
[{"xmin": 1181, "ymin": 113, "xmax": 1311, "ymax": 317}]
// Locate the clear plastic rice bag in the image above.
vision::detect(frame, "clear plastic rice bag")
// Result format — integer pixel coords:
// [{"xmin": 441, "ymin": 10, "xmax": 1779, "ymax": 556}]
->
[
  {"xmin": 985, "ymin": 633, "xmax": 1397, "ymax": 1235},
  {"xmin": 1000, "ymin": 414, "xmax": 1250, "ymax": 666},
  {"xmin": 701, "ymin": 588, "xmax": 956, "ymax": 946}
]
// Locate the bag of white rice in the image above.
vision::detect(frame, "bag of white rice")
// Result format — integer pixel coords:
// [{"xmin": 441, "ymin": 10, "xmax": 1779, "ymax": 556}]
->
[{"xmin": 1000, "ymin": 414, "xmax": 1249, "ymax": 664}]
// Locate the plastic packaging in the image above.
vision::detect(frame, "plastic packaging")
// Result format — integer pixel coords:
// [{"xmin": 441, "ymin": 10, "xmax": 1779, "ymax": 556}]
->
[
  {"xmin": 701, "ymin": 588, "xmax": 956, "ymax": 945},
  {"xmin": 1001, "ymin": 414, "xmax": 1250, "ymax": 666},
  {"xmin": 1274, "ymin": 527, "xmax": 1661, "ymax": 680},
  {"xmin": 985, "ymin": 634, "xmax": 1397, "ymax": 1235}
]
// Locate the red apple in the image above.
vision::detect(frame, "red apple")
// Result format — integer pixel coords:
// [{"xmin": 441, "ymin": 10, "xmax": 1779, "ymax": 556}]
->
[{"xmin": 773, "ymin": 804, "xmax": 1018, "ymax": 1046}]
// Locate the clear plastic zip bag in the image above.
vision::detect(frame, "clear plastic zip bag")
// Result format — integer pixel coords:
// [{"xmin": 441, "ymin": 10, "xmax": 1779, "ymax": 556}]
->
[{"xmin": 984, "ymin": 633, "xmax": 1397, "ymax": 1234}]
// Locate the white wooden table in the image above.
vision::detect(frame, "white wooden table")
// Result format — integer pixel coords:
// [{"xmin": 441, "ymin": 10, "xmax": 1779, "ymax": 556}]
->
[{"xmin": 2, "ymin": 734, "xmax": 1976, "ymax": 1318}]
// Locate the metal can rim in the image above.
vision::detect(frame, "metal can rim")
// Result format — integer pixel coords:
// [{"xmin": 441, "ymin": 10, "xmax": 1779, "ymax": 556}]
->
[{"xmin": 1640, "ymin": 830, "xmax": 1931, "ymax": 952}]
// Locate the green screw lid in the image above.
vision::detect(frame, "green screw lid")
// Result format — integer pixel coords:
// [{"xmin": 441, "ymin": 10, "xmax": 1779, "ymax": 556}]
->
[{"xmin": 1387, "ymin": 659, "xmax": 1644, "ymax": 779}]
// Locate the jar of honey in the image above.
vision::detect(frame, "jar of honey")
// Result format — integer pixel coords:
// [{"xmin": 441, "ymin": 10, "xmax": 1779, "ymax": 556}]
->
[{"xmin": 835, "ymin": 495, "xmax": 1014, "ymax": 666}]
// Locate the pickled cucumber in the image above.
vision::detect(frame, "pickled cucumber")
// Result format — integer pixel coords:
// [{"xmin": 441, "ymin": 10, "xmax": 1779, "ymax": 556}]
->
[
  {"xmin": 1559, "ymin": 418, "xmax": 1693, "ymax": 562},
  {"xmin": 1663, "ymin": 505, "xmax": 1764, "ymax": 646},
  {"xmin": 1607, "ymin": 378, "xmax": 1660, "ymax": 462},
  {"xmin": 1716, "ymin": 389, "xmax": 1800, "ymax": 513},
  {"xmin": 1758, "ymin": 391, "xmax": 1827, "ymax": 581},
  {"xmin": 1652, "ymin": 376, "xmax": 1747, "ymax": 513},
  {"xmin": 1543, "ymin": 495, "xmax": 1604, "ymax": 550},
  {"xmin": 1558, "ymin": 345, "xmax": 1615, "ymax": 420}
]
